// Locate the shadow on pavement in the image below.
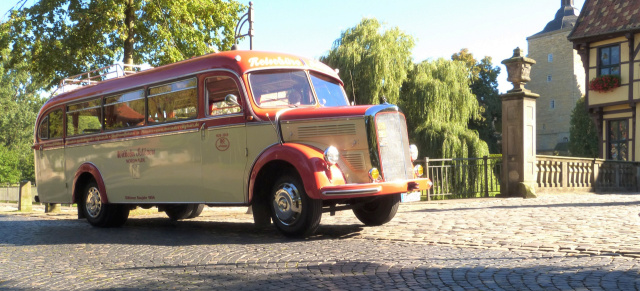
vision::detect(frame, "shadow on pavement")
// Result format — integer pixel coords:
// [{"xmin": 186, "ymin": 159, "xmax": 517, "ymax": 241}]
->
[{"xmin": 0, "ymin": 215, "xmax": 365, "ymax": 247}]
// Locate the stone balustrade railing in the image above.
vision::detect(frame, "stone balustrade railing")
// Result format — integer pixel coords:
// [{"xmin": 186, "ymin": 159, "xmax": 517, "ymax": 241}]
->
[{"xmin": 536, "ymin": 155, "xmax": 640, "ymax": 192}]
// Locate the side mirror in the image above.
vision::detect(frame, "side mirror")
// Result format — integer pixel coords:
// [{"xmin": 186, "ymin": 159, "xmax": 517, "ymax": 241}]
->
[{"xmin": 225, "ymin": 94, "xmax": 240, "ymax": 107}]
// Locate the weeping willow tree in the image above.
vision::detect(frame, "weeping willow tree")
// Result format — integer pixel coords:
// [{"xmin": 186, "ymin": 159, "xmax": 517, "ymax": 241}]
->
[
  {"xmin": 400, "ymin": 58, "xmax": 489, "ymax": 159},
  {"xmin": 400, "ymin": 58, "xmax": 492, "ymax": 197},
  {"xmin": 321, "ymin": 18, "xmax": 414, "ymax": 105}
]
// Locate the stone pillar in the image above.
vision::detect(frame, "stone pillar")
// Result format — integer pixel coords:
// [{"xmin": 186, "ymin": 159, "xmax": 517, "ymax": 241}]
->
[
  {"xmin": 18, "ymin": 181, "xmax": 32, "ymax": 212},
  {"xmin": 45, "ymin": 203, "xmax": 61, "ymax": 213},
  {"xmin": 500, "ymin": 48, "xmax": 539, "ymax": 198}
]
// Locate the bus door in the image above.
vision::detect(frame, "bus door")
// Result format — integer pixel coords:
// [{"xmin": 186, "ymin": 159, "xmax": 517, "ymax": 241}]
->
[
  {"xmin": 201, "ymin": 74, "xmax": 248, "ymax": 203},
  {"xmin": 35, "ymin": 108, "xmax": 67, "ymax": 203}
]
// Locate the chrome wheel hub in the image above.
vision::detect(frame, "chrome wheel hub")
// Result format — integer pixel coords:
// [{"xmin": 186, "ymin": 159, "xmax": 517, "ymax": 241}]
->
[
  {"xmin": 85, "ymin": 187, "xmax": 102, "ymax": 218},
  {"xmin": 273, "ymin": 183, "xmax": 302, "ymax": 226}
]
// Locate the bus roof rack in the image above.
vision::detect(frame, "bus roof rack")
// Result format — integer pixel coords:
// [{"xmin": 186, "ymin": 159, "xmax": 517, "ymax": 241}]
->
[{"xmin": 57, "ymin": 63, "xmax": 152, "ymax": 94}]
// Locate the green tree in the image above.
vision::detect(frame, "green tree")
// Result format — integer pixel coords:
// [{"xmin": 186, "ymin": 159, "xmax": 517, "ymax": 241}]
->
[
  {"xmin": 0, "ymin": 48, "xmax": 45, "ymax": 182},
  {"xmin": 1, "ymin": 0, "xmax": 244, "ymax": 90},
  {"xmin": 569, "ymin": 97, "xmax": 598, "ymax": 157},
  {"xmin": 451, "ymin": 48, "xmax": 501, "ymax": 153},
  {"xmin": 321, "ymin": 18, "xmax": 414, "ymax": 105},
  {"xmin": 399, "ymin": 58, "xmax": 488, "ymax": 159}
]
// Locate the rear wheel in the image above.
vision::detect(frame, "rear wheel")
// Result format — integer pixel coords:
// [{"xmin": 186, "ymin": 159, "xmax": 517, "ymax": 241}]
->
[
  {"xmin": 82, "ymin": 181, "xmax": 129, "ymax": 227},
  {"xmin": 165, "ymin": 204, "xmax": 196, "ymax": 221},
  {"xmin": 353, "ymin": 194, "xmax": 400, "ymax": 226},
  {"xmin": 270, "ymin": 174, "xmax": 322, "ymax": 237},
  {"xmin": 188, "ymin": 204, "xmax": 205, "ymax": 218}
]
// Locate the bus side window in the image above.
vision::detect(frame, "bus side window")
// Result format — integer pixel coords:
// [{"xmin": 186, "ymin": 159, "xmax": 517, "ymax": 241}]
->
[
  {"xmin": 49, "ymin": 110, "xmax": 64, "ymax": 138},
  {"xmin": 104, "ymin": 90, "xmax": 145, "ymax": 130},
  {"xmin": 38, "ymin": 116, "xmax": 49, "ymax": 140},
  {"xmin": 39, "ymin": 109, "xmax": 64, "ymax": 140},
  {"xmin": 148, "ymin": 78, "xmax": 197, "ymax": 124},
  {"xmin": 206, "ymin": 76, "xmax": 242, "ymax": 116},
  {"xmin": 67, "ymin": 99, "xmax": 102, "ymax": 136}
]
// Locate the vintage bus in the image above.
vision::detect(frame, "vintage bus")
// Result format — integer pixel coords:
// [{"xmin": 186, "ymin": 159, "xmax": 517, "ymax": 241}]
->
[{"xmin": 33, "ymin": 50, "xmax": 432, "ymax": 237}]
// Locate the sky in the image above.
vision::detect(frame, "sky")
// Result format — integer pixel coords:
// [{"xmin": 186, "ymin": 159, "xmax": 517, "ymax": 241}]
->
[{"xmin": 1, "ymin": 0, "xmax": 586, "ymax": 93}]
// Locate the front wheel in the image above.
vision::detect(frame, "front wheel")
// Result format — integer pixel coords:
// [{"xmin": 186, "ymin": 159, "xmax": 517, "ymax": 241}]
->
[
  {"xmin": 353, "ymin": 194, "xmax": 400, "ymax": 226},
  {"xmin": 270, "ymin": 174, "xmax": 322, "ymax": 237},
  {"xmin": 82, "ymin": 181, "xmax": 129, "ymax": 227}
]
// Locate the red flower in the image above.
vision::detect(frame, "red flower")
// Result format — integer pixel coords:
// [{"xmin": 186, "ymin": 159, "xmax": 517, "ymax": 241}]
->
[{"xmin": 589, "ymin": 75, "xmax": 621, "ymax": 93}]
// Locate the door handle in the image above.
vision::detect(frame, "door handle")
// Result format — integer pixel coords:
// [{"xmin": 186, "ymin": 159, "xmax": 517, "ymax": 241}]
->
[{"xmin": 200, "ymin": 123, "xmax": 206, "ymax": 140}]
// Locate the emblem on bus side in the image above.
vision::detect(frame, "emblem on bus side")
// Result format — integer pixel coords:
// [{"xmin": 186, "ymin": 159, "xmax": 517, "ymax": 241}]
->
[{"xmin": 215, "ymin": 133, "xmax": 230, "ymax": 151}]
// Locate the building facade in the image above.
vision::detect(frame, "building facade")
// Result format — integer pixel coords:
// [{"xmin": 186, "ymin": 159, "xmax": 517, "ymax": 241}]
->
[
  {"xmin": 569, "ymin": 0, "xmax": 640, "ymax": 161},
  {"xmin": 527, "ymin": 0, "xmax": 585, "ymax": 155}
]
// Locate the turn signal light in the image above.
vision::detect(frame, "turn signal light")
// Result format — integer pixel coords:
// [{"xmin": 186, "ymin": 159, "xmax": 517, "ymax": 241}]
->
[
  {"xmin": 369, "ymin": 168, "xmax": 381, "ymax": 182},
  {"xmin": 414, "ymin": 165, "xmax": 424, "ymax": 177}
]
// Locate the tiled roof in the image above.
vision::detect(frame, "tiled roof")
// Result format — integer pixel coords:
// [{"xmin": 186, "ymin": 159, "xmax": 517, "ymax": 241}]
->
[
  {"xmin": 568, "ymin": 0, "xmax": 640, "ymax": 40},
  {"xmin": 531, "ymin": 2, "xmax": 578, "ymax": 36}
]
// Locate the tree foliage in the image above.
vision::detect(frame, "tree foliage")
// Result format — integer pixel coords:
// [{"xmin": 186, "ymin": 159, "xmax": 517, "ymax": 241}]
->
[
  {"xmin": 451, "ymin": 48, "xmax": 501, "ymax": 153},
  {"xmin": 321, "ymin": 18, "xmax": 414, "ymax": 105},
  {"xmin": 1, "ymin": 0, "xmax": 244, "ymax": 90},
  {"xmin": 0, "ymin": 48, "xmax": 45, "ymax": 183},
  {"xmin": 399, "ymin": 58, "xmax": 488, "ymax": 159},
  {"xmin": 569, "ymin": 97, "xmax": 598, "ymax": 158}
]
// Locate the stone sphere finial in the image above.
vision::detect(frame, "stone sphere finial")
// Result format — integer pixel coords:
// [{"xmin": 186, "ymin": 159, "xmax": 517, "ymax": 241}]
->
[{"xmin": 501, "ymin": 47, "xmax": 536, "ymax": 93}]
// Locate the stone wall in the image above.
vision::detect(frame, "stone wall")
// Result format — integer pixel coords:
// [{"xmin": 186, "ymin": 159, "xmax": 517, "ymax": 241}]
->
[
  {"xmin": 527, "ymin": 28, "xmax": 585, "ymax": 154},
  {"xmin": 0, "ymin": 186, "xmax": 38, "ymax": 202}
]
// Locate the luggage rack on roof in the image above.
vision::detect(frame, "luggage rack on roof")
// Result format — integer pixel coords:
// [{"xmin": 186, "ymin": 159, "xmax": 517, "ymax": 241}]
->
[{"xmin": 57, "ymin": 63, "xmax": 152, "ymax": 94}]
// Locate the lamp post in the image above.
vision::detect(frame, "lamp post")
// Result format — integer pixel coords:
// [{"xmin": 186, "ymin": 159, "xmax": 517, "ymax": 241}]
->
[
  {"xmin": 232, "ymin": 2, "xmax": 254, "ymax": 50},
  {"xmin": 500, "ymin": 47, "xmax": 540, "ymax": 198}
]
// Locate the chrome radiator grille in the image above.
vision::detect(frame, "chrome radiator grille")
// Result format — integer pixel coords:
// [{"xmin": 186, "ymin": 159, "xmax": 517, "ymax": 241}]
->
[{"xmin": 375, "ymin": 112, "xmax": 413, "ymax": 181}]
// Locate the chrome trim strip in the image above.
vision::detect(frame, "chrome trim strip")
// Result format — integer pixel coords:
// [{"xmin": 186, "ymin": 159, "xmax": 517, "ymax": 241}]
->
[
  {"xmin": 205, "ymin": 123, "xmax": 245, "ymax": 131},
  {"xmin": 201, "ymin": 113, "xmax": 244, "ymax": 121},
  {"xmin": 41, "ymin": 145, "xmax": 65, "ymax": 151},
  {"xmin": 280, "ymin": 115, "xmax": 365, "ymax": 123},
  {"xmin": 322, "ymin": 187, "xmax": 382, "ymax": 196}
]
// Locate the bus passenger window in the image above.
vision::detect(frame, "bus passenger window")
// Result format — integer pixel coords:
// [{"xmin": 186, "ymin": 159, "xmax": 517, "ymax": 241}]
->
[
  {"xmin": 206, "ymin": 76, "xmax": 242, "ymax": 116},
  {"xmin": 67, "ymin": 99, "xmax": 102, "ymax": 136},
  {"xmin": 104, "ymin": 90, "xmax": 145, "ymax": 130},
  {"xmin": 39, "ymin": 109, "xmax": 64, "ymax": 140},
  {"xmin": 49, "ymin": 110, "xmax": 64, "ymax": 138},
  {"xmin": 148, "ymin": 78, "xmax": 197, "ymax": 123}
]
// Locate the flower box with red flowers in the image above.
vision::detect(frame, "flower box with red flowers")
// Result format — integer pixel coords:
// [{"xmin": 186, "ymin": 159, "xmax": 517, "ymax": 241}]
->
[{"xmin": 589, "ymin": 74, "xmax": 621, "ymax": 93}]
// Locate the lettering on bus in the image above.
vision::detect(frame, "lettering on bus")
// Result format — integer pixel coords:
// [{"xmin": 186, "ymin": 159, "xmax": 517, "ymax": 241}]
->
[
  {"xmin": 125, "ymin": 195, "xmax": 156, "ymax": 200},
  {"xmin": 248, "ymin": 57, "xmax": 303, "ymax": 67},
  {"xmin": 215, "ymin": 133, "xmax": 230, "ymax": 151},
  {"xmin": 117, "ymin": 147, "xmax": 156, "ymax": 163}
]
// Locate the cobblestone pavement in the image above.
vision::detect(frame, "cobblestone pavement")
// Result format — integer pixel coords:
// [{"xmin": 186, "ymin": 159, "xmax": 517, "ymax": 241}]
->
[{"xmin": 1, "ymin": 193, "xmax": 640, "ymax": 290}]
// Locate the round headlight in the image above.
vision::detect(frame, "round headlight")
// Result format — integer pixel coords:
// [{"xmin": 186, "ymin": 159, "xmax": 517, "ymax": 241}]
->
[
  {"xmin": 369, "ymin": 168, "xmax": 381, "ymax": 182},
  {"xmin": 324, "ymin": 146, "xmax": 340, "ymax": 165},
  {"xmin": 414, "ymin": 164, "xmax": 424, "ymax": 177},
  {"xmin": 409, "ymin": 144, "xmax": 419, "ymax": 161}
]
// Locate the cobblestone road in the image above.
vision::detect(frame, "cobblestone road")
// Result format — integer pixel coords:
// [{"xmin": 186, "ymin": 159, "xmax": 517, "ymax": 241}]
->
[{"xmin": 1, "ymin": 193, "xmax": 640, "ymax": 290}]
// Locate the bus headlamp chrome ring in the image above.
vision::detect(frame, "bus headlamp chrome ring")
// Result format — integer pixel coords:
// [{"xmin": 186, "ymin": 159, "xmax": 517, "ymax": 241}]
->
[
  {"xmin": 324, "ymin": 146, "xmax": 340, "ymax": 166},
  {"xmin": 410, "ymin": 144, "xmax": 419, "ymax": 161}
]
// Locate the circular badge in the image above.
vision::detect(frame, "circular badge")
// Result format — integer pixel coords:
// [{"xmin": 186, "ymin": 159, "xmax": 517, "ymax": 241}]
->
[{"xmin": 215, "ymin": 137, "xmax": 230, "ymax": 151}]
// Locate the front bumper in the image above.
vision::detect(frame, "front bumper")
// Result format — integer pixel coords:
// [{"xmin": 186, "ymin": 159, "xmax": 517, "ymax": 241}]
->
[{"xmin": 320, "ymin": 178, "xmax": 432, "ymax": 198}]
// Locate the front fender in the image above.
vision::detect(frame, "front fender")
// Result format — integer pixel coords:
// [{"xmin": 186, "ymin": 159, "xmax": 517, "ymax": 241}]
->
[{"xmin": 249, "ymin": 143, "xmax": 346, "ymax": 200}]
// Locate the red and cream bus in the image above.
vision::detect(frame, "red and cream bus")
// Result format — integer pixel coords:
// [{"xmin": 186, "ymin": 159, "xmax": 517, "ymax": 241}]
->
[{"xmin": 33, "ymin": 50, "xmax": 432, "ymax": 237}]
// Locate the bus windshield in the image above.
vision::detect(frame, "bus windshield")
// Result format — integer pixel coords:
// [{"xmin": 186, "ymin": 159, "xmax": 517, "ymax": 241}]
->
[{"xmin": 249, "ymin": 70, "xmax": 348, "ymax": 108}]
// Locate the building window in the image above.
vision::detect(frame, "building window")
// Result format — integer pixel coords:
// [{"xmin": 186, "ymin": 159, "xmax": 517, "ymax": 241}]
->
[
  {"xmin": 547, "ymin": 75, "xmax": 552, "ymax": 82},
  {"xmin": 550, "ymin": 100, "xmax": 555, "ymax": 109},
  {"xmin": 608, "ymin": 119, "xmax": 628, "ymax": 161},
  {"xmin": 548, "ymin": 53, "xmax": 553, "ymax": 63},
  {"xmin": 599, "ymin": 45, "xmax": 620, "ymax": 75}
]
